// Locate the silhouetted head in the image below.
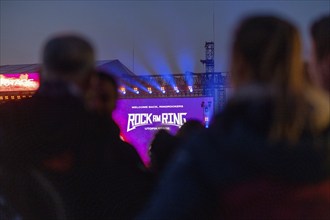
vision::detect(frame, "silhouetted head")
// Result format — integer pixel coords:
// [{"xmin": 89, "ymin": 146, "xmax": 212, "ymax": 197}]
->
[
  {"xmin": 176, "ymin": 119, "xmax": 204, "ymax": 139},
  {"xmin": 311, "ymin": 15, "xmax": 330, "ymax": 61},
  {"xmin": 310, "ymin": 14, "xmax": 330, "ymax": 93},
  {"xmin": 228, "ymin": 15, "xmax": 314, "ymax": 142},
  {"xmin": 87, "ymin": 70, "xmax": 119, "ymax": 115},
  {"xmin": 149, "ymin": 129, "xmax": 179, "ymax": 174},
  {"xmin": 41, "ymin": 34, "xmax": 95, "ymax": 92},
  {"xmin": 230, "ymin": 15, "xmax": 304, "ymax": 94}
]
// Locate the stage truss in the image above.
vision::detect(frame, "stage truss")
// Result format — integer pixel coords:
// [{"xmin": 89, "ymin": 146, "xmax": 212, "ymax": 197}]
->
[{"xmin": 117, "ymin": 72, "xmax": 230, "ymax": 112}]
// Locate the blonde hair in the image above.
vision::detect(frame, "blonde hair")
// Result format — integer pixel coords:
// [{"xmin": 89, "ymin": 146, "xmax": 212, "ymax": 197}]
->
[{"xmin": 229, "ymin": 15, "xmax": 316, "ymax": 142}]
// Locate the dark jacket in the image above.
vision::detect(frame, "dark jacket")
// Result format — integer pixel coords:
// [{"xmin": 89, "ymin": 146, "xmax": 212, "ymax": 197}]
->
[
  {"xmin": 137, "ymin": 92, "xmax": 330, "ymax": 220},
  {"xmin": 0, "ymin": 81, "xmax": 151, "ymax": 220}
]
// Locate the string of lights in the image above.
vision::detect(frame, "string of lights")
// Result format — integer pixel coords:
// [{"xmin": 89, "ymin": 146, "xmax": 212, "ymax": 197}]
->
[
  {"xmin": 118, "ymin": 72, "xmax": 229, "ymax": 96},
  {"xmin": 117, "ymin": 72, "xmax": 230, "ymax": 111}
]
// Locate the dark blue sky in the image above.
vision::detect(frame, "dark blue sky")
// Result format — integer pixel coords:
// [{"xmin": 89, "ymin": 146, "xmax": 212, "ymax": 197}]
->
[{"xmin": 1, "ymin": 1, "xmax": 329, "ymax": 75}]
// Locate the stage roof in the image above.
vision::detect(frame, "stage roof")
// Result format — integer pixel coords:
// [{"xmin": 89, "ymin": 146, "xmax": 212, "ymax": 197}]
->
[{"xmin": 0, "ymin": 60, "xmax": 136, "ymax": 77}]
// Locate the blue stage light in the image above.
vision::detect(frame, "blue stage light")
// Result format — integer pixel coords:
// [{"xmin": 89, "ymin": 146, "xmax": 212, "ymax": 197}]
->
[{"xmin": 133, "ymin": 87, "xmax": 139, "ymax": 94}]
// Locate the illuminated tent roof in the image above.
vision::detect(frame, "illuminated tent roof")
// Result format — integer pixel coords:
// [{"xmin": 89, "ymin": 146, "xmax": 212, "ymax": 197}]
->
[
  {"xmin": 0, "ymin": 60, "xmax": 136, "ymax": 77},
  {"xmin": 97, "ymin": 60, "xmax": 136, "ymax": 77},
  {"xmin": 0, "ymin": 64, "xmax": 40, "ymax": 74}
]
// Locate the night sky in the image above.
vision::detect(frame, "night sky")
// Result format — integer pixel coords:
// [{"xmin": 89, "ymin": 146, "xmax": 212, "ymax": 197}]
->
[{"xmin": 1, "ymin": 0, "xmax": 329, "ymax": 75}]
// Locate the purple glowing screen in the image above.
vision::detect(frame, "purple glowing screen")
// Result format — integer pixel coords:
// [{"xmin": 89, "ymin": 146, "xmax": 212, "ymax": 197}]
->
[{"xmin": 112, "ymin": 97, "xmax": 214, "ymax": 164}]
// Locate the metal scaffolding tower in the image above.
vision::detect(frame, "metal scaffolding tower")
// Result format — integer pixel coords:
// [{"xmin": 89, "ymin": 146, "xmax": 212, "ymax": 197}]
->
[{"xmin": 200, "ymin": 42, "xmax": 214, "ymax": 73}]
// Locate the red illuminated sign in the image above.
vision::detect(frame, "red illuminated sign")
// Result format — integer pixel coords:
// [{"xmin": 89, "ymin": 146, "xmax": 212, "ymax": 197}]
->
[{"xmin": 0, "ymin": 73, "xmax": 40, "ymax": 92}]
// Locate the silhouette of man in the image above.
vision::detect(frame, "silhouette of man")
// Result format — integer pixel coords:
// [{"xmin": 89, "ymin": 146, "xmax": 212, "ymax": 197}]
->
[{"xmin": 0, "ymin": 34, "xmax": 150, "ymax": 220}]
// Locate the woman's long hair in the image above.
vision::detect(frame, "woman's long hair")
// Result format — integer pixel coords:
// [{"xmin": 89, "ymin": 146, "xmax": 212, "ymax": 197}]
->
[{"xmin": 229, "ymin": 15, "xmax": 310, "ymax": 143}]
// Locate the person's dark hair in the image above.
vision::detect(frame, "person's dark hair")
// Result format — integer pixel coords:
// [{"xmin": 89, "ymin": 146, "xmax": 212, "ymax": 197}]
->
[
  {"xmin": 311, "ymin": 14, "xmax": 330, "ymax": 61},
  {"xmin": 176, "ymin": 119, "xmax": 204, "ymax": 139},
  {"xmin": 42, "ymin": 35, "xmax": 94, "ymax": 76},
  {"xmin": 149, "ymin": 130, "xmax": 178, "ymax": 174},
  {"xmin": 97, "ymin": 70, "xmax": 119, "ymax": 100}
]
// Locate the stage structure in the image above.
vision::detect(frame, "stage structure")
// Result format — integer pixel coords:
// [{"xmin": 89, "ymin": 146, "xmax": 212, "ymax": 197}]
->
[
  {"xmin": 0, "ymin": 60, "xmax": 135, "ymax": 104},
  {"xmin": 0, "ymin": 61, "xmax": 230, "ymax": 112},
  {"xmin": 200, "ymin": 42, "xmax": 215, "ymax": 73},
  {"xmin": 0, "ymin": 59, "xmax": 230, "ymax": 165},
  {"xmin": 116, "ymin": 72, "xmax": 230, "ymax": 113},
  {"xmin": 111, "ymin": 69, "xmax": 230, "ymax": 164},
  {"xmin": 117, "ymin": 41, "xmax": 230, "ymax": 112}
]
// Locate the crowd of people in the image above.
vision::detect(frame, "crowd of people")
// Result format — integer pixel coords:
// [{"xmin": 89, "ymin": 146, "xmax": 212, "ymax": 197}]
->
[{"xmin": 0, "ymin": 13, "xmax": 329, "ymax": 220}]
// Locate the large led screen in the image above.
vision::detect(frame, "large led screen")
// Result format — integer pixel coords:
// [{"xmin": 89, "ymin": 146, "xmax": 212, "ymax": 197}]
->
[{"xmin": 112, "ymin": 97, "xmax": 214, "ymax": 164}]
